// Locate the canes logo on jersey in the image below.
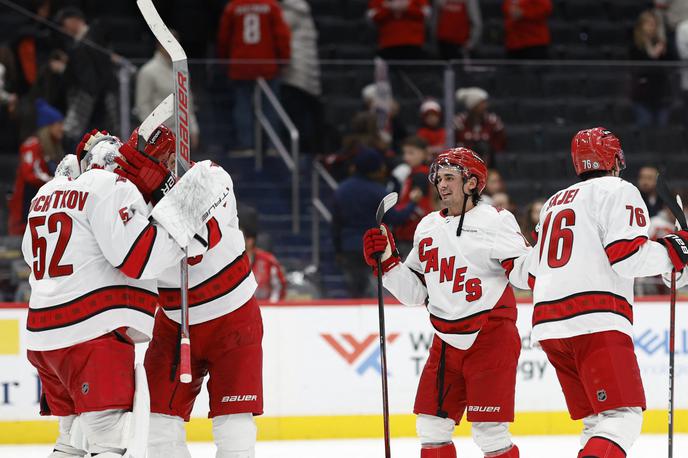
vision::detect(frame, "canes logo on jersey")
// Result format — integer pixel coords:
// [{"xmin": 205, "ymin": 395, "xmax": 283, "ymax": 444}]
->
[
  {"xmin": 322, "ymin": 333, "xmax": 400, "ymax": 376},
  {"xmin": 418, "ymin": 237, "xmax": 483, "ymax": 301}
]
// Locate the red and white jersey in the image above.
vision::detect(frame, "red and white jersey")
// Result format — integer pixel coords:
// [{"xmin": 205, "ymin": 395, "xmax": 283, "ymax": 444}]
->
[
  {"xmin": 22, "ymin": 170, "xmax": 186, "ymax": 351},
  {"xmin": 383, "ymin": 203, "xmax": 531, "ymax": 349},
  {"xmin": 527, "ymin": 176, "xmax": 674, "ymax": 342},
  {"xmin": 157, "ymin": 162, "xmax": 258, "ymax": 325}
]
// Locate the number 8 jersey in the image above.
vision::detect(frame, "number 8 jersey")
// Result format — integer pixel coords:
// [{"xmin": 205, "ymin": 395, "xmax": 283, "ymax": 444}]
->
[{"xmin": 526, "ymin": 176, "xmax": 674, "ymax": 342}]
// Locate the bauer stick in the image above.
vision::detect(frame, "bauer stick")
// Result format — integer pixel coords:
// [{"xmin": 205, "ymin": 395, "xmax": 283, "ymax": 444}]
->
[
  {"xmin": 374, "ymin": 192, "xmax": 398, "ymax": 458},
  {"xmin": 656, "ymin": 174, "xmax": 687, "ymax": 458},
  {"xmin": 137, "ymin": 0, "xmax": 193, "ymax": 384}
]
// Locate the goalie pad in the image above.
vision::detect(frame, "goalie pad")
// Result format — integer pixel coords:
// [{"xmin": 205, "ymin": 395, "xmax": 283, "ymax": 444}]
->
[{"xmin": 151, "ymin": 160, "xmax": 233, "ymax": 247}]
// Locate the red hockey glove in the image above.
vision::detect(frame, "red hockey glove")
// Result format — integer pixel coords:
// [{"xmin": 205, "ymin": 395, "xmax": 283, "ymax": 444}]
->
[
  {"xmin": 363, "ymin": 223, "xmax": 400, "ymax": 275},
  {"xmin": 659, "ymin": 230, "xmax": 688, "ymax": 271},
  {"xmin": 115, "ymin": 142, "xmax": 176, "ymax": 204}
]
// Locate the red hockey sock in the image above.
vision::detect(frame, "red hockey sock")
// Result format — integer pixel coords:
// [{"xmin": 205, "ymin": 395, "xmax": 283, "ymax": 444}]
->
[
  {"xmin": 420, "ymin": 442, "xmax": 456, "ymax": 458},
  {"xmin": 485, "ymin": 444, "xmax": 519, "ymax": 458},
  {"xmin": 580, "ymin": 436, "xmax": 626, "ymax": 457}
]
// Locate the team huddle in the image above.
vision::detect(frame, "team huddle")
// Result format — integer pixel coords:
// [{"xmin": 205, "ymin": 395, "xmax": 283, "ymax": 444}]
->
[
  {"xmin": 363, "ymin": 128, "xmax": 688, "ymax": 458},
  {"xmin": 22, "ymin": 126, "xmax": 262, "ymax": 458},
  {"xmin": 20, "ymin": 124, "xmax": 688, "ymax": 458}
]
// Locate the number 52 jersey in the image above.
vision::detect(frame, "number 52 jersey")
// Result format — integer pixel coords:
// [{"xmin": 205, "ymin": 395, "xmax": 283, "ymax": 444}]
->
[{"xmin": 525, "ymin": 176, "xmax": 674, "ymax": 342}]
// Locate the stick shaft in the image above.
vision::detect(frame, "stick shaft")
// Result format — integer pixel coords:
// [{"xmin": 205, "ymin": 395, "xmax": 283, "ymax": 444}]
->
[
  {"xmin": 668, "ymin": 270, "xmax": 676, "ymax": 458},
  {"xmin": 376, "ymin": 259, "xmax": 392, "ymax": 458}
]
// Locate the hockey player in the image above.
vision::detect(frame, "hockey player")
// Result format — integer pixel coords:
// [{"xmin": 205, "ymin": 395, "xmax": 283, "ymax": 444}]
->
[
  {"xmin": 23, "ymin": 131, "xmax": 218, "ymax": 458},
  {"xmin": 115, "ymin": 125, "xmax": 263, "ymax": 458},
  {"xmin": 520, "ymin": 127, "xmax": 688, "ymax": 457},
  {"xmin": 363, "ymin": 148, "xmax": 530, "ymax": 458}
]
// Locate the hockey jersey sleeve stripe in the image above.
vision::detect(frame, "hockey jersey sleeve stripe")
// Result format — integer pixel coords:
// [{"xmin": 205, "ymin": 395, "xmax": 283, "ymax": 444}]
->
[
  {"xmin": 604, "ymin": 236, "xmax": 649, "ymax": 265},
  {"xmin": 207, "ymin": 217, "xmax": 222, "ymax": 249},
  {"xmin": 158, "ymin": 253, "xmax": 251, "ymax": 309},
  {"xmin": 117, "ymin": 225, "xmax": 158, "ymax": 279},
  {"xmin": 501, "ymin": 257, "xmax": 515, "ymax": 277},
  {"xmin": 527, "ymin": 273, "xmax": 536, "ymax": 290},
  {"xmin": 27, "ymin": 286, "xmax": 157, "ymax": 332},
  {"xmin": 532, "ymin": 292, "xmax": 633, "ymax": 327}
]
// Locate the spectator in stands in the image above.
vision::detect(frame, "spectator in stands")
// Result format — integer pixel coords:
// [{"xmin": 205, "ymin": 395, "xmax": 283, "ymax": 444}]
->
[
  {"xmin": 454, "ymin": 87, "xmax": 505, "ymax": 167},
  {"xmin": 482, "ymin": 168, "xmax": 505, "ymax": 206},
  {"xmin": 503, "ymin": 0, "xmax": 553, "ymax": 59},
  {"xmin": 11, "ymin": 0, "xmax": 53, "ymax": 96},
  {"xmin": 8, "ymin": 99, "xmax": 63, "ymax": 235},
  {"xmin": 637, "ymin": 165, "xmax": 664, "ymax": 217},
  {"xmin": 676, "ymin": 19, "xmax": 688, "ymax": 121},
  {"xmin": 631, "ymin": 10, "xmax": 670, "ymax": 127},
  {"xmin": 332, "ymin": 148, "xmax": 420, "ymax": 297},
  {"xmin": 367, "ymin": 0, "xmax": 430, "ymax": 60},
  {"xmin": 135, "ymin": 31, "xmax": 200, "ymax": 149},
  {"xmin": 437, "ymin": 0, "xmax": 482, "ymax": 60},
  {"xmin": 281, "ymin": 0, "xmax": 323, "ymax": 154},
  {"xmin": 655, "ymin": 0, "xmax": 688, "ymax": 54},
  {"xmin": 0, "ymin": 51, "xmax": 17, "ymax": 114},
  {"xmin": 217, "ymin": 0, "xmax": 291, "ymax": 155},
  {"xmin": 244, "ymin": 226, "xmax": 287, "ymax": 302},
  {"xmin": 491, "ymin": 191, "xmax": 515, "ymax": 214},
  {"xmin": 356, "ymin": 83, "xmax": 407, "ymax": 154},
  {"xmin": 416, "ymin": 98, "xmax": 446, "ymax": 155},
  {"xmin": 392, "ymin": 136, "xmax": 433, "ymax": 256},
  {"xmin": 521, "ymin": 197, "xmax": 545, "ymax": 245},
  {"xmin": 56, "ymin": 7, "xmax": 119, "ymax": 150}
]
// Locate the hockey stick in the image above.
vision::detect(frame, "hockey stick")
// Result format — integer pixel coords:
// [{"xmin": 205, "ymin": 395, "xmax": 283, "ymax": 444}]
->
[
  {"xmin": 656, "ymin": 174, "xmax": 686, "ymax": 458},
  {"xmin": 137, "ymin": 0, "xmax": 193, "ymax": 384},
  {"xmin": 137, "ymin": 93, "xmax": 174, "ymax": 150},
  {"xmin": 374, "ymin": 191, "xmax": 398, "ymax": 458}
]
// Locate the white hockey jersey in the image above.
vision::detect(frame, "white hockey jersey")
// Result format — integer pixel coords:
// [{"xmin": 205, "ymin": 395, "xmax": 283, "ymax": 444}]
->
[
  {"xmin": 22, "ymin": 169, "xmax": 186, "ymax": 351},
  {"xmin": 526, "ymin": 176, "xmax": 674, "ymax": 342},
  {"xmin": 157, "ymin": 162, "xmax": 258, "ymax": 325},
  {"xmin": 383, "ymin": 203, "xmax": 531, "ymax": 349}
]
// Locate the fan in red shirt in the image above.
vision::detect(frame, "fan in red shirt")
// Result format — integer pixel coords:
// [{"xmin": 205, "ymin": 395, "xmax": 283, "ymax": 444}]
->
[
  {"xmin": 454, "ymin": 87, "xmax": 506, "ymax": 168},
  {"xmin": 416, "ymin": 99, "xmax": 446, "ymax": 155},
  {"xmin": 436, "ymin": 0, "xmax": 482, "ymax": 59},
  {"xmin": 8, "ymin": 99, "xmax": 64, "ymax": 235},
  {"xmin": 217, "ymin": 0, "xmax": 291, "ymax": 151},
  {"xmin": 503, "ymin": 0, "xmax": 553, "ymax": 59},
  {"xmin": 367, "ymin": 0, "xmax": 430, "ymax": 60},
  {"xmin": 244, "ymin": 227, "xmax": 287, "ymax": 302}
]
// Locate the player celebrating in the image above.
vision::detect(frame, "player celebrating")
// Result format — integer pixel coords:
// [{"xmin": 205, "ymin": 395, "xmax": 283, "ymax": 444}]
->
[
  {"xmin": 116, "ymin": 125, "xmax": 262, "ymax": 458},
  {"xmin": 23, "ymin": 131, "xmax": 217, "ymax": 458},
  {"xmin": 363, "ymin": 148, "xmax": 530, "ymax": 458},
  {"xmin": 521, "ymin": 127, "xmax": 688, "ymax": 457}
]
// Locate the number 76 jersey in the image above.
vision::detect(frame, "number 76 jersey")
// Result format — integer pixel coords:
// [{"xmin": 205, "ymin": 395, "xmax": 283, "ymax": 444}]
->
[{"xmin": 525, "ymin": 176, "xmax": 674, "ymax": 343}]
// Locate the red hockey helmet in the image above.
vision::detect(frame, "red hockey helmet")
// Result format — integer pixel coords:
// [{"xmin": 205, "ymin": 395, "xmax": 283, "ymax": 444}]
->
[
  {"xmin": 428, "ymin": 147, "xmax": 487, "ymax": 194},
  {"xmin": 127, "ymin": 124, "xmax": 176, "ymax": 168},
  {"xmin": 571, "ymin": 127, "xmax": 625, "ymax": 176}
]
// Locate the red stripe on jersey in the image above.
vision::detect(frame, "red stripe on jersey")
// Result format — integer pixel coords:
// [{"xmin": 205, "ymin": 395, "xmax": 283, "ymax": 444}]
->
[
  {"xmin": 527, "ymin": 273, "xmax": 536, "ymax": 290},
  {"xmin": 605, "ymin": 236, "xmax": 648, "ymax": 265},
  {"xmin": 429, "ymin": 286, "xmax": 517, "ymax": 334},
  {"xmin": 118, "ymin": 225, "xmax": 157, "ymax": 279},
  {"xmin": 501, "ymin": 258, "xmax": 515, "ymax": 277},
  {"xmin": 159, "ymin": 253, "xmax": 251, "ymax": 310},
  {"xmin": 532, "ymin": 292, "xmax": 633, "ymax": 327},
  {"xmin": 27, "ymin": 286, "xmax": 157, "ymax": 332},
  {"xmin": 207, "ymin": 218, "xmax": 222, "ymax": 249}
]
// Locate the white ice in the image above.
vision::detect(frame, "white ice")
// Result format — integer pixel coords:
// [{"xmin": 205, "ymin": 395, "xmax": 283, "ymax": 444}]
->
[{"xmin": 1, "ymin": 435, "xmax": 686, "ymax": 458}]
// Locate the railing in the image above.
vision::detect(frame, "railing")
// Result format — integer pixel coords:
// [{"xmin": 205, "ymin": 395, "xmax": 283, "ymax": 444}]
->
[
  {"xmin": 311, "ymin": 161, "xmax": 338, "ymax": 268},
  {"xmin": 254, "ymin": 77, "xmax": 300, "ymax": 234}
]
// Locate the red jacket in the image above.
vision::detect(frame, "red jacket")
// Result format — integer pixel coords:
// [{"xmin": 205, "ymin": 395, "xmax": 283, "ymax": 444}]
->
[
  {"xmin": 217, "ymin": 0, "xmax": 291, "ymax": 80},
  {"xmin": 250, "ymin": 248, "xmax": 287, "ymax": 302},
  {"xmin": 394, "ymin": 164, "xmax": 434, "ymax": 242},
  {"xmin": 417, "ymin": 126, "xmax": 446, "ymax": 149},
  {"xmin": 368, "ymin": 0, "xmax": 429, "ymax": 49},
  {"xmin": 454, "ymin": 112, "xmax": 506, "ymax": 155},
  {"xmin": 502, "ymin": 0, "xmax": 552, "ymax": 50},
  {"xmin": 437, "ymin": 0, "xmax": 470, "ymax": 45},
  {"xmin": 8, "ymin": 137, "xmax": 52, "ymax": 235}
]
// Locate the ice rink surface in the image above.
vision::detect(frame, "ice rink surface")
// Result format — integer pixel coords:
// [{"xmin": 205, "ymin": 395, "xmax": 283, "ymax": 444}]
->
[{"xmin": 2, "ymin": 434, "xmax": 687, "ymax": 458}]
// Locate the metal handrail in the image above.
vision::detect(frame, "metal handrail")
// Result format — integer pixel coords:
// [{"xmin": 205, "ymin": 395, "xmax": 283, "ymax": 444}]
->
[
  {"xmin": 311, "ymin": 162, "xmax": 338, "ymax": 268},
  {"xmin": 254, "ymin": 77, "xmax": 300, "ymax": 233}
]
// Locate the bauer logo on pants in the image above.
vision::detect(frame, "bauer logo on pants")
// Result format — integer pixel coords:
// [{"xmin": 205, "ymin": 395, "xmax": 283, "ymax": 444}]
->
[{"xmin": 321, "ymin": 333, "xmax": 400, "ymax": 376}]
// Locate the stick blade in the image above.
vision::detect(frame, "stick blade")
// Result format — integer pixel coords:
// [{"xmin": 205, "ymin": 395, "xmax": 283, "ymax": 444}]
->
[
  {"xmin": 138, "ymin": 94, "xmax": 174, "ymax": 143},
  {"xmin": 376, "ymin": 192, "xmax": 399, "ymax": 226},
  {"xmin": 657, "ymin": 174, "xmax": 688, "ymax": 231}
]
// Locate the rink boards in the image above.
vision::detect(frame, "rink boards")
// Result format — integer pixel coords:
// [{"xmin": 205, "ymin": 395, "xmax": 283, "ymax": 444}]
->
[{"xmin": 0, "ymin": 298, "xmax": 687, "ymax": 443}]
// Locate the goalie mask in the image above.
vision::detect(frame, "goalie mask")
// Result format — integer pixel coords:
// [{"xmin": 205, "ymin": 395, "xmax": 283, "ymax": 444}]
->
[
  {"xmin": 428, "ymin": 147, "xmax": 487, "ymax": 195},
  {"xmin": 571, "ymin": 127, "xmax": 626, "ymax": 176},
  {"xmin": 80, "ymin": 136, "xmax": 122, "ymax": 173},
  {"xmin": 127, "ymin": 124, "xmax": 176, "ymax": 170}
]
